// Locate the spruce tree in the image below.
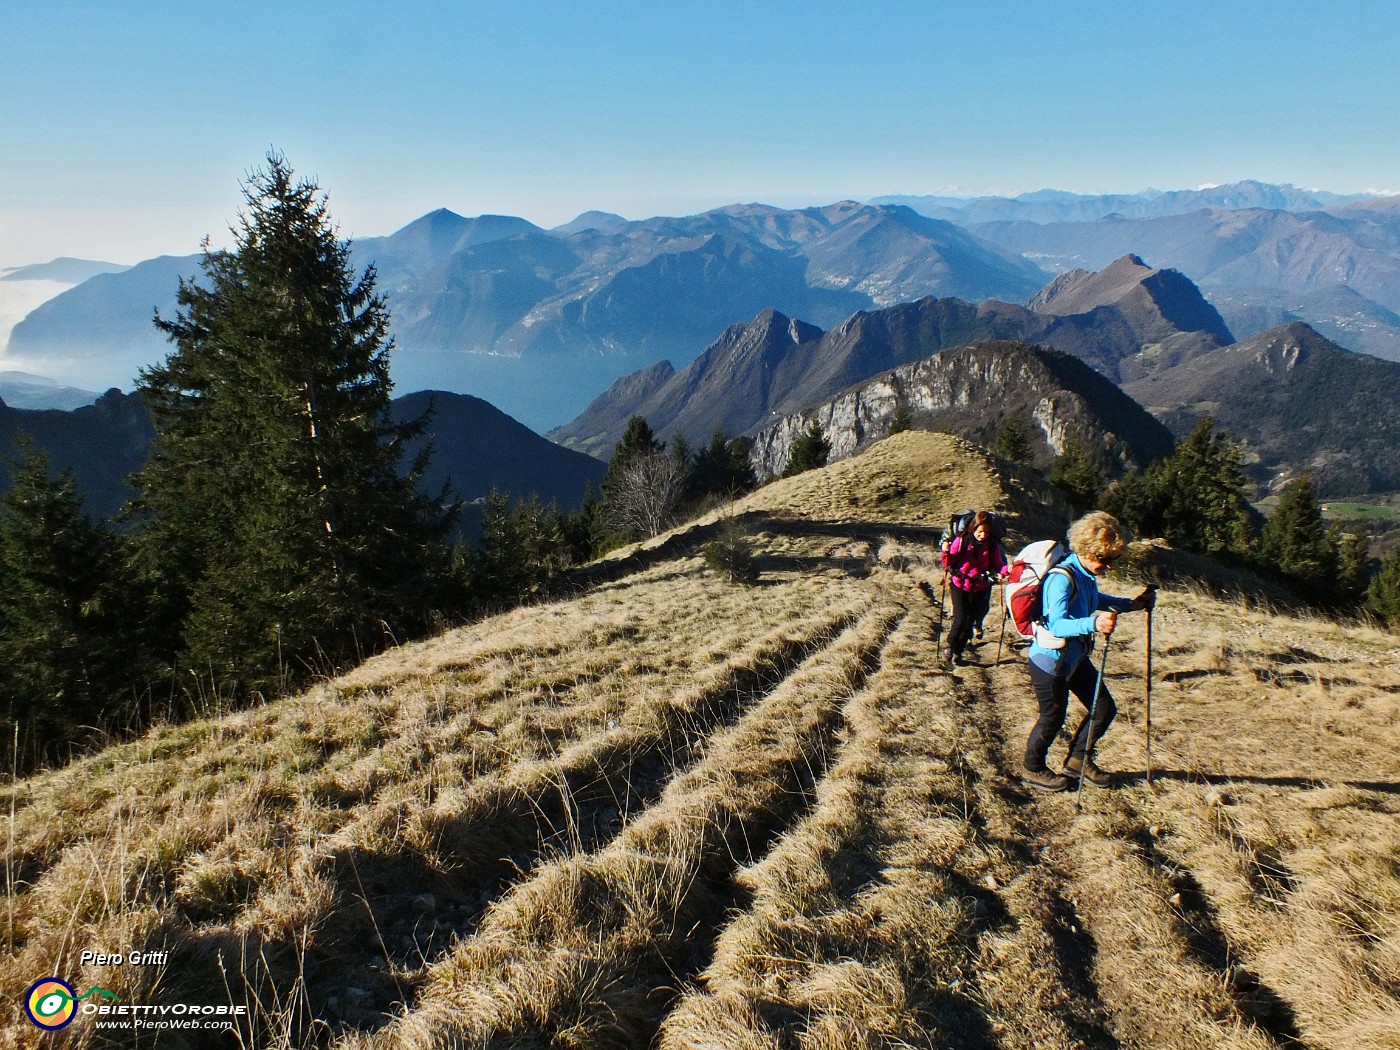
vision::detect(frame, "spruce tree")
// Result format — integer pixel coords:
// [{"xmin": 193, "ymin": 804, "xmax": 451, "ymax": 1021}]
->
[
  {"xmin": 1111, "ymin": 418, "xmax": 1255, "ymax": 557},
  {"xmin": 606, "ymin": 416, "xmax": 665, "ymax": 479},
  {"xmin": 1366, "ymin": 546, "xmax": 1400, "ymax": 625},
  {"xmin": 1336, "ymin": 531, "xmax": 1370, "ymax": 609},
  {"xmin": 1049, "ymin": 439, "xmax": 1103, "ymax": 514},
  {"xmin": 0, "ymin": 444, "xmax": 140, "ymax": 767},
  {"xmin": 687, "ymin": 429, "xmax": 757, "ymax": 507},
  {"xmin": 724, "ymin": 436, "xmax": 758, "ymax": 495},
  {"xmin": 473, "ymin": 491, "xmax": 535, "ymax": 608},
  {"xmin": 131, "ymin": 153, "xmax": 454, "ymax": 696},
  {"xmin": 993, "ymin": 414, "xmax": 1035, "ymax": 465},
  {"xmin": 783, "ymin": 421, "xmax": 830, "ymax": 477},
  {"xmin": 1164, "ymin": 419, "xmax": 1256, "ymax": 556},
  {"xmin": 1259, "ymin": 475, "xmax": 1340, "ymax": 597}
]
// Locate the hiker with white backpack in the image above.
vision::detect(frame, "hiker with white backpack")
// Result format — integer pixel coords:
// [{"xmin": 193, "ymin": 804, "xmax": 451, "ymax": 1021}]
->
[{"xmin": 1009, "ymin": 512, "xmax": 1156, "ymax": 792}]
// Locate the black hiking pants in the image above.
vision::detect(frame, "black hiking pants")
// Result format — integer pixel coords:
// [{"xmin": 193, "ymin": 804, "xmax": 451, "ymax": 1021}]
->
[
  {"xmin": 947, "ymin": 585, "xmax": 991, "ymax": 658},
  {"xmin": 1024, "ymin": 657, "xmax": 1116, "ymax": 771}
]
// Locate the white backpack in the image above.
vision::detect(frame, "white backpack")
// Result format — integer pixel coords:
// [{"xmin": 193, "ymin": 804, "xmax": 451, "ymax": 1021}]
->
[{"xmin": 1004, "ymin": 540, "xmax": 1076, "ymax": 650}]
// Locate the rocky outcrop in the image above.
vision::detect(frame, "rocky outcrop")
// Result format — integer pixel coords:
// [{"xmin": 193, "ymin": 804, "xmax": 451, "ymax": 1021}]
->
[
  {"xmin": 749, "ymin": 340, "xmax": 1174, "ymax": 480},
  {"xmin": 549, "ymin": 298, "xmax": 1038, "ymax": 456}
]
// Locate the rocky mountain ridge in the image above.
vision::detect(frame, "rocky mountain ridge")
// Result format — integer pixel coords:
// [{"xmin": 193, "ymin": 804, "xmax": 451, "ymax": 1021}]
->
[
  {"xmin": 746, "ymin": 340, "xmax": 1176, "ymax": 480},
  {"xmin": 552, "ymin": 255, "xmax": 1228, "ymax": 454},
  {"xmin": 968, "ymin": 205, "xmax": 1400, "ymax": 361},
  {"xmin": 1123, "ymin": 321, "xmax": 1400, "ymax": 495},
  {"xmin": 554, "ymin": 258, "xmax": 1400, "ymax": 498}
]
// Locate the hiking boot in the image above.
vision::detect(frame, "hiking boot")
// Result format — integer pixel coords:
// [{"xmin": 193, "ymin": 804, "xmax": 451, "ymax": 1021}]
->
[
  {"xmin": 973, "ymin": 627, "xmax": 984, "ymax": 640},
  {"xmin": 1063, "ymin": 755, "xmax": 1112, "ymax": 787},
  {"xmin": 1021, "ymin": 766, "xmax": 1071, "ymax": 792},
  {"xmin": 953, "ymin": 653, "xmax": 969, "ymax": 666},
  {"xmin": 940, "ymin": 648, "xmax": 954, "ymax": 665}
]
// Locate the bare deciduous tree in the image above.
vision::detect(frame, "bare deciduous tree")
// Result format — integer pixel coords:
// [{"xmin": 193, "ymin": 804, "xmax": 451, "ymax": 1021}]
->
[{"xmin": 608, "ymin": 452, "xmax": 686, "ymax": 538}]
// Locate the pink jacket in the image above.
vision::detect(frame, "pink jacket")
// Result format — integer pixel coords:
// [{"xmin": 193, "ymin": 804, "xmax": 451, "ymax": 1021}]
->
[{"xmin": 942, "ymin": 535, "xmax": 1007, "ymax": 593}]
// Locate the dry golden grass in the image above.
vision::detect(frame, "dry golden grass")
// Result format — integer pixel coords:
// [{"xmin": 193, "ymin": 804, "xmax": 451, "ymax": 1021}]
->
[
  {"xmin": 1, "ymin": 431, "xmax": 1395, "ymax": 1050},
  {"xmin": 976, "ymin": 584, "xmax": 1400, "ymax": 1050}
]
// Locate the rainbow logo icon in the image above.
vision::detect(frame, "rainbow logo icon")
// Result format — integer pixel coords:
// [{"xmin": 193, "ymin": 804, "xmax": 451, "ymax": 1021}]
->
[{"xmin": 25, "ymin": 977, "xmax": 78, "ymax": 1030}]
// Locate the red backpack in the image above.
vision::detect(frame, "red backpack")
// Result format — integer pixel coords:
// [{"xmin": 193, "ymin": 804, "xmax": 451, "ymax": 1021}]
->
[{"xmin": 1004, "ymin": 540, "xmax": 1076, "ymax": 649}]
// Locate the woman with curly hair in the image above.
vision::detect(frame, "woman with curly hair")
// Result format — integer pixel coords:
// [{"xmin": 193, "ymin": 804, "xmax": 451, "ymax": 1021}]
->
[{"xmin": 1021, "ymin": 511, "xmax": 1155, "ymax": 792}]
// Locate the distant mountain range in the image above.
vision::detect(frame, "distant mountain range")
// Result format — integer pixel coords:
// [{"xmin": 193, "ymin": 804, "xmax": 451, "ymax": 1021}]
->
[
  {"xmin": 872, "ymin": 180, "xmax": 1376, "ymax": 224},
  {"xmin": 0, "ymin": 258, "xmax": 129, "ymax": 284},
  {"xmin": 962, "ymin": 202, "xmax": 1400, "ymax": 363},
  {"xmin": 11, "ymin": 186, "xmax": 1400, "ymax": 430},
  {"xmin": 6, "ymin": 203, "xmax": 1047, "ymax": 429},
  {"xmin": 4, "ymin": 179, "xmax": 1399, "ymax": 493},
  {"xmin": 3, "ymin": 254, "xmax": 201, "ymax": 394},
  {"xmin": 0, "ymin": 371, "xmax": 102, "ymax": 411}
]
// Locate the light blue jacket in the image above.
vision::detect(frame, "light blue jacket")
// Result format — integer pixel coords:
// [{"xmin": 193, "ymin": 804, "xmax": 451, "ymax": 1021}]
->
[{"xmin": 1028, "ymin": 553, "xmax": 1137, "ymax": 678}]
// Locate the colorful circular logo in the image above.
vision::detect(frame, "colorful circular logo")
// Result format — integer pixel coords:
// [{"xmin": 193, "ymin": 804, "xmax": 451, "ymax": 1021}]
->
[{"xmin": 25, "ymin": 977, "xmax": 77, "ymax": 1030}]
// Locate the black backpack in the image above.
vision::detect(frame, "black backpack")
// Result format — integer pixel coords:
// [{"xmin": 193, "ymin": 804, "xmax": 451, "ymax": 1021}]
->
[{"xmin": 946, "ymin": 509, "xmax": 1005, "ymax": 544}]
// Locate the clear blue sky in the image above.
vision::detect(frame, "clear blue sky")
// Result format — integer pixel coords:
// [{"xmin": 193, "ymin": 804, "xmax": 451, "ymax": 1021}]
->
[{"xmin": 5, "ymin": 0, "xmax": 1399, "ymax": 269}]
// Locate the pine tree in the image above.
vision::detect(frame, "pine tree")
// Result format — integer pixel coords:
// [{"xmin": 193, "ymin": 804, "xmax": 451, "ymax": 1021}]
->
[
  {"xmin": 1365, "ymin": 546, "xmax": 1400, "ymax": 625},
  {"xmin": 1336, "ymin": 531, "xmax": 1370, "ymax": 608},
  {"xmin": 574, "ymin": 482, "xmax": 607, "ymax": 561},
  {"xmin": 1259, "ymin": 475, "xmax": 1340, "ymax": 597},
  {"xmin": 669, "ymin": 431, "xmax": 692, "ymax": 478},
  {"xmin": 1049, "ymin": 439, "xmax": 1103, "ymax": 514},
  {"xmin": 131, "ymin": 153, "xmax": 454, "ymax": 696},
  {"xmin": 993, "ymin": 414, "xmax": 1034, "ymax": 465},
  {"xmin": 606, "ymin": 416, "xmax": 665, "ymax": 479},
  {"xmin": 1110, "ymin": 418, "xmax": 1256, "ymax": 557},
  {"xmin": 0, "ymin": 444, "xmax": 141, "ymax": 767},
  {"xmin": 783, "ymin": 421, "xmax": 830, "ymax": 477},
  {"xmin": 473, "ymin": 491, "xmax": 548, "ymax": 608},
  {"xmin": 687, "ymin": 429, "xmax": 757, "ymax": 507},
  {"xmin": 889, "ymin": 403, "xmax": 913, "ymax": 436},
  {"xmin": 1164, "ymin": 419, "xmax": 1256, "ymax": 556}
]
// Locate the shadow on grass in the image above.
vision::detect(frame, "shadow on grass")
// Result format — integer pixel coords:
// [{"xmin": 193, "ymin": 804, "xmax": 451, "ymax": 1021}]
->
[{"xmin": 1121, "ymin": 768, "xmax": 1400, "ymax": 795}]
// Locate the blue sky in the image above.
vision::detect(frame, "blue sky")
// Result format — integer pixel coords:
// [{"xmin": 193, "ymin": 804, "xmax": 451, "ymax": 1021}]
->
[{"xmin": 5, "ymin": 0, "xmax": 1399, "ymax": 269}]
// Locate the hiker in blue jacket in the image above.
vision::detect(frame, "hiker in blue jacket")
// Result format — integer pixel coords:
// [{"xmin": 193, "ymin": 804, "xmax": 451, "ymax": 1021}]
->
[{"xmin": 1021, "ymin": 512, "xmax": 1156, "ymax": 792}]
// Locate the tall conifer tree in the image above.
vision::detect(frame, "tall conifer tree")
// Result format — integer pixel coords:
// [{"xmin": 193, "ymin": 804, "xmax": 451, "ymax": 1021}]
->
[
  {"xmin": 0, "ymin": 444, "xmax": 139, "ymax": 766},
  {"xmin": 131, "ymin": 153, "xmax": 453, "ymax": 695},
  {"xmin": 1259, "ymin": 475, "xmax": 1340, "ymax": 597},
  {"xmin": 1366, "ymin": 546, "xmax": 1400, "ymax": 625}
]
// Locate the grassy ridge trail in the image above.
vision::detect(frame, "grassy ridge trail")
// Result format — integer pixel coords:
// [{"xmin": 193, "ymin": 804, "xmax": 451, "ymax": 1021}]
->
[{"xmin": 1, "ymin": 432, "xmax": 1395, "ymax": 1050}]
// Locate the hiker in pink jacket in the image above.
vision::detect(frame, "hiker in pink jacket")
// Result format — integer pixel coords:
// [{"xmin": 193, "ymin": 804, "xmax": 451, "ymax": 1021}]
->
[{"xmin": 940, "ymin": 511, "xmax": 1008, "ymax": 665}]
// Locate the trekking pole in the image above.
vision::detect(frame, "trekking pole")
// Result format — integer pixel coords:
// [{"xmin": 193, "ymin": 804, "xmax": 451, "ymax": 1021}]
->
[
  {"xmin": 995, "ymin": 579, "xmax": 1007, "ymax": 666},
  {"xmin": 1076, "ymin": 635, "xmax": 1113, "ymax": 816},
  {"xmin": 1145, "ymin": 603, "xmax": 1155, "ymax": 786},
  {"xmin": 932, "ymin": 570, "xmax": 949, "ymax": 654}
]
